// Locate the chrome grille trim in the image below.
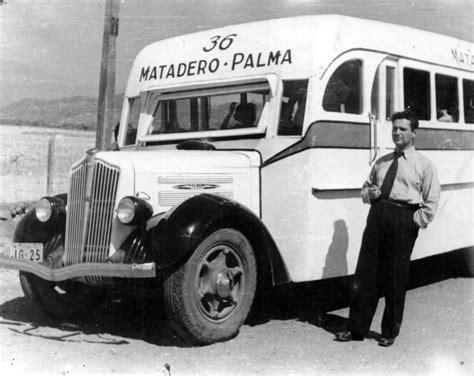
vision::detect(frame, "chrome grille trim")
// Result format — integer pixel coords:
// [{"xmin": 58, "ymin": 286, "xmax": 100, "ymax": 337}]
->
[
  {"xmin": 64, "ymin": 159, "xmax": 120, "ymax": 266},
  {"xmin": 64, "ymin": 162, "xmax": 87, "ymax": 265},
  {"xmin": 158, "ymin": 175, "xmax": 233, "ymax": 184}
]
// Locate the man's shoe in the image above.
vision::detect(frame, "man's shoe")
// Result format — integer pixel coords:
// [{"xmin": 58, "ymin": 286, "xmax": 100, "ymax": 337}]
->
[
  {"xmin": 378, "ymin": 337, "xmax": 395, "ymax": 347},
  {"xmin": 334, "ymin": 331, "xmax": 364, "ymax": 342}
]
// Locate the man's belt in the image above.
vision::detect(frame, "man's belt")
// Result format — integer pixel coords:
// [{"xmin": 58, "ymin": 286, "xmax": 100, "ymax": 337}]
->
[{"xmin": 378, "ymin": 198, "xmax": 421, "ymax": 210}]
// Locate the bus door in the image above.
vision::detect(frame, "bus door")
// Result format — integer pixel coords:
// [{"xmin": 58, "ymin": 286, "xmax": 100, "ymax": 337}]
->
[{"xmin": 371, "ymin": 58, "xmax": 400, "ymax": 161}]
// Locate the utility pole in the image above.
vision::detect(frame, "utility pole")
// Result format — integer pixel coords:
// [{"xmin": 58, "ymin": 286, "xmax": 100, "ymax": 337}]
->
[{"xmin": 96, "ymin": 0, "xmax": 120, "ymax": 150}]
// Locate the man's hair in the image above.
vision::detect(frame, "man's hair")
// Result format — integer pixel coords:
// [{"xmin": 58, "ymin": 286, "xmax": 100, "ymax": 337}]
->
[{"xmin": 390, "ymin": 109, "xmax": 419, "ymax": 130}]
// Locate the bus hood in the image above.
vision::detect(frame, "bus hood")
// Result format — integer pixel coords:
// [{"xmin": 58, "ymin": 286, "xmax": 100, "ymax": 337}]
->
[
  {"xmin": 93, "ymin": 149, "xmax": 261, "ymax": 214},
  {"xmin": 95, "ymin": 149, "xmax": 261, "ymax": 172}
]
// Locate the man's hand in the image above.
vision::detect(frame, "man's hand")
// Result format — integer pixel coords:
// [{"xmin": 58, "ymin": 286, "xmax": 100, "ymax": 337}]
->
[{"xmin": 367, "ymin": 184, "xmax": 381, "ymax": 201}]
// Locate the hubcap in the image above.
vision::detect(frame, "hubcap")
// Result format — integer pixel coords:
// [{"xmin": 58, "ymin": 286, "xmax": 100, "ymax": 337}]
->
[
  {"xmin": 215, "ymin": 270, "xmax": 234, "ymax": 298},
  {"xmin": 195, "ymin": 244, "xmax": 244, "ymax": 321}
]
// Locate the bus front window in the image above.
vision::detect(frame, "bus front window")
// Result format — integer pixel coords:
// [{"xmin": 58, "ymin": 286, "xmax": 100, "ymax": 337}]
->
[{"xmin": 148, "ymin": 84, "xmax": 268, "ymax": 136}]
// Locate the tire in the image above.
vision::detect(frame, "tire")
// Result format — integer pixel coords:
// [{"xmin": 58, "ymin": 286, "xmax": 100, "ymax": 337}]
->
[
  {"xmin": 19, "ymin": 234, "xmax": 105, "ymax": 319},
  {"xmin": 163, "ymin": 228, "xmax": 257, "ymax": 345}
]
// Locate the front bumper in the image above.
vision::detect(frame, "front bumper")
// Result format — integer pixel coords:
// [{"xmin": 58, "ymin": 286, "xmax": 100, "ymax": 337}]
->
[{"xmin": 0, "ymin": 254, "xmax": 156, "ymax": 282}]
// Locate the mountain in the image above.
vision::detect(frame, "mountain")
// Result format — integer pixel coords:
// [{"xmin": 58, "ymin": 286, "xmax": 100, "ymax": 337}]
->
[
  {"xmin": 0, "ymin": 60, "xmax": 96, "ymax": 107},
  {"xmin": 0, "ymin": 95, "xmax": 123, "ymax": 130}
]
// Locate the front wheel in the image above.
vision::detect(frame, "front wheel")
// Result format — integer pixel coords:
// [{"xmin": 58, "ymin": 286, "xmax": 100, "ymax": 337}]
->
[{"xmin": 163, "ymin": 228, "xmax": 257, "ymax": 345}]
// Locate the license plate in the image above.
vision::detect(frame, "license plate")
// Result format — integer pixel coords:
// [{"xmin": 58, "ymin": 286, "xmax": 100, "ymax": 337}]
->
[{"xmin": 10, "ymin": 243, "xmax": 44, "ymax": 263}]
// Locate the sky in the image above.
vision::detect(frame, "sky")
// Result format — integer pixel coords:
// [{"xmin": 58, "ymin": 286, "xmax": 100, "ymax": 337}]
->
[{"xmin": 0, "ymin": 0, "xmax": 472, "ymax": 97}]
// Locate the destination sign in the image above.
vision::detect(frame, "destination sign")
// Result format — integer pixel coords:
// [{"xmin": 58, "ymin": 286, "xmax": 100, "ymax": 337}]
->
[{"xmin": 139, "ymin": 33, "xmax": 293, "ymax": 82}]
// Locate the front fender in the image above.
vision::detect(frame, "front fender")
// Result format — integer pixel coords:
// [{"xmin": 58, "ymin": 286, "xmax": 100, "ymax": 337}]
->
[
  {"xmin": 150, "ymin": 194, "xmax": 290, "ymax": 285},
  {"xmin": 13, "ymin": 194, "xmax": 67, "ymax": 243}
]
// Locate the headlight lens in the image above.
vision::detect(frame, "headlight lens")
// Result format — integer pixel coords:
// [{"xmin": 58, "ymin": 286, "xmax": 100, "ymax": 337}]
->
[
  {"xmin": 35, "ymin": 198, "xmax": 52, "ymax": 222},
  {"xmin": 117, "ymin": 197, "xmax": 136, "ymax": 224}
]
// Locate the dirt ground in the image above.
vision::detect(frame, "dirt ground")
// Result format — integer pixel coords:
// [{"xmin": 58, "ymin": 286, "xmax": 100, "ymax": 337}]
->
[{"xmin": 0, "ymin": 212, "xmax": 472, "ymax": 375}]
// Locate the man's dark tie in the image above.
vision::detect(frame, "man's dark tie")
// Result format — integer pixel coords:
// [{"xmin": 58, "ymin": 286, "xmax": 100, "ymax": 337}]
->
[{"xmin": 380, "ymin": 151, "xmax": 404, "ymax": 199}]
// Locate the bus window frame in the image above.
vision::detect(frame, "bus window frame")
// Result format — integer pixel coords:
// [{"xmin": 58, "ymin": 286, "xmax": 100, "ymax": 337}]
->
[
  {"xmin": 381, "ymin": 59, "xmax": 400, "ymax": 121},
  {"xmin": 135, "ymin": 78, "xmax": 276, "ymax": 144},
  {"xmin": 276, "ymin": 79, "xmax": 310, "ymax": 137},
  {"xmin": 118, "ymin": 92, "xmax": 148, "ymax": 148},
  {"xmin": 118, "ymin": 97, "xmax": 131, "ymax": 147},
  {"xmin": 399, "ymin": 58, "xmax": 473, "ymax": 130},
  {"xmin": 435, "ymin": 72, "xmax": 459, "ymax": 123},
  {"xmin": 462, "ymin": 78, "xmax": 474, "ymax": 124},
  {"xmin": 314, "ymin": 51, "xmax": 387, "ymax": 131},
  {"xmin": 401, "ymin": 63, "xmax": 432, "ymax": 122}
]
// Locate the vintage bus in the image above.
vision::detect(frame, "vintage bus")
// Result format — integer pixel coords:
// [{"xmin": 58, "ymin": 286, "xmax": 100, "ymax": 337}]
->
[{"xmin": 2, "ymin": 15, "xmax": 473, "ymax": 345}]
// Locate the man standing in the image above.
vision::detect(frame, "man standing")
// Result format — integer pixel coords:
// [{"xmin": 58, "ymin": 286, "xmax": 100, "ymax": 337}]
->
[{"xmin": 335, "ymin": 109, "xmax": 441, "ymax": 347}]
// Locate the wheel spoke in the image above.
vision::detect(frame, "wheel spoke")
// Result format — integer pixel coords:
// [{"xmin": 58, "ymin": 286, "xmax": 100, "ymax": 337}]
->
[
  {"xmin": 228, "ymin": 283, "xmax": 240, "ymax": 305},
  {"xmin": 208, "ymin": 299, "xmax": 221, "ymax": 319},
  {"xmin": 198, "ymin": 273, "xmax": 215, "ymax": 297},
  {"xmin": 207, "ymin": 250, "xmax": 227, "ymax": 272},
  {"xmin": 228, "ymin": 266, "xmax": 243, "ymax": 279}
]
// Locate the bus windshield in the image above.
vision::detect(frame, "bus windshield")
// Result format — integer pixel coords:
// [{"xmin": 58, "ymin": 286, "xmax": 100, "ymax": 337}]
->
[{"xmin": 146, "ymin": 83, "xmax": 269, "ymax": 136}]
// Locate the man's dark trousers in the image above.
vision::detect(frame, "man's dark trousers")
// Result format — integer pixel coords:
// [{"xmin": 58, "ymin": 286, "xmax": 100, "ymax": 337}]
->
[{"xmin": 348, "ymin": 200, "xmax": 420, "ymax": 339}]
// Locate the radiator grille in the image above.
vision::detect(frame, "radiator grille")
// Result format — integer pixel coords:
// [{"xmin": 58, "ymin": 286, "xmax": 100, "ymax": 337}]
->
[{"xmin": 64, "ymin": 159, "xmax": 120, "ymax": 266}]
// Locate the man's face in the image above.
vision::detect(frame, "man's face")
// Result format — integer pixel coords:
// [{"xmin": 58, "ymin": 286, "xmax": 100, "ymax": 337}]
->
[{"xmin": 392, "ymin": 118, "xmax": 416, "ymax": 150}]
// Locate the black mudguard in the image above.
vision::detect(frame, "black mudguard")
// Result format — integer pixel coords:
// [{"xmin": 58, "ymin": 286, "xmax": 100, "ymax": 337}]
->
[
  {"xmin": 13, "ymin": 194, "xmax": 67, "ymax": 243},
  {"xmin": 150, "ymin": 193, "xmax": 290, "ymax": 285}
]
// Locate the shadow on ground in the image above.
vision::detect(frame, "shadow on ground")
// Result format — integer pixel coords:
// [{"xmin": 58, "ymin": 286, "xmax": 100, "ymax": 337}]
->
[
  {"xmin": 0, "ymin": 248, "xmax": 471, "ymax": 347},
  {"xmin": 249, "ymin": 247, "xmax": 472, "ymax": 338}
]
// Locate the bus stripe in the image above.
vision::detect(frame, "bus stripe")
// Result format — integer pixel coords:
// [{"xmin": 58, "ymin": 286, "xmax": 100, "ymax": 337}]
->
[{"xmin": 263, "ymin": 121, "xmax": 474, "ymax": 167}]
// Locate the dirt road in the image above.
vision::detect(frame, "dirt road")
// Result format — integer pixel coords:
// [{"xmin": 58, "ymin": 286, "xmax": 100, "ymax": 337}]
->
[{"xmin": 0, "ymin": 256, "xmax": 472, "ymax": 375}]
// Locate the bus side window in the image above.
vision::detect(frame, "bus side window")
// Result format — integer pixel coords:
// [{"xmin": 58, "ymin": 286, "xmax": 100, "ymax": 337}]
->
[
  {"xmin": 403, "ymin": 68, "xmax": 431, "ymax": 120},
  {"xmin": 463, "ymin": 79, "xmax": 474, "ymax": 124},
  {"xmin": 370, "ymin": 70, "xmax": 379, "ymax": 119},
  {"xmin": 385, "ymin": 66, "xmax": 396, "ymax": 120},
  {"xmin": 278, "ymin": 80, "xmax": 308, "ymax": 135},
  {"xmin": 323, "ymin": 60, "xmax": 362, "ymax": 114},
  {"xmin": 124, "ymin": 96, "xmax": 140, "ymax": 145},
  {"xmin": 436, "ymin": 74, "xmax": 458, "ymax": 122}
]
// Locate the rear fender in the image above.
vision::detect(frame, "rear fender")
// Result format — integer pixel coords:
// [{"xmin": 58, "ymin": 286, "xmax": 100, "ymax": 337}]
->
[{"xmin": 150, "ymin": 193, "xmax": 290, "ymax": 285}]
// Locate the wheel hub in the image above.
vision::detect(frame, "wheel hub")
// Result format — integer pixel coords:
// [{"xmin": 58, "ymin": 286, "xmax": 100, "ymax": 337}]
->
[{"xmin": 215, "ymin": 270, "xmax": 233, "ymax": 298}]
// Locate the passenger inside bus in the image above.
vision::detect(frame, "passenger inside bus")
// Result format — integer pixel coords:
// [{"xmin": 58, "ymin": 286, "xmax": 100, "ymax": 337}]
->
[
  {"xmin": 278, "ymin": 80, "xmax": 308, "ymax": 135},
  {"xmin": 437, "ymin": 109, "xmax": 454, "ymax": 122},
  {"xmin": 221, "ymin": 102, "xmax": 257, "ymax": 129}
]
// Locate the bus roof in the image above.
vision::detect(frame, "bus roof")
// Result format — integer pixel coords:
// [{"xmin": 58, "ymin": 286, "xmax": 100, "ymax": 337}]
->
[{"xmin": 126, "ymin": 14, "xmax": 473, "ymax": 97}]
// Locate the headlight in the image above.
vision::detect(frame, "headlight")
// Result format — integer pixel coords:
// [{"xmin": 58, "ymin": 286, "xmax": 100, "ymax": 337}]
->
[
  {"xmin": 117, "ymin": 197, "xmax": 136, "ymax": 224},
  {"xmin": 35, "ymin": 198, "xmax": 53, "ymax": 222},
  {"xmin": 117, "ymin": 196, "xmax": 153, "ymax": 225}
]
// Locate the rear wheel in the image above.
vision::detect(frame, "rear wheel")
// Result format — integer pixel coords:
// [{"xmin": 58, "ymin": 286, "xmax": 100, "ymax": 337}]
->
[
  {"xmin": 163, "ymin": 228, "xmax": 257, "ymax": 345},
  {"xmin": 19, "ymin": 234, "xmax": 105, "ymax": 319}
]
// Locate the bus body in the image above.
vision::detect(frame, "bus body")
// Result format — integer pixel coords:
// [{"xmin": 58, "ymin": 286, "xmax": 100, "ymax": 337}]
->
[{"xmin": 2, "ymin": 15, "xmax": 473, "ymax": 344}]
